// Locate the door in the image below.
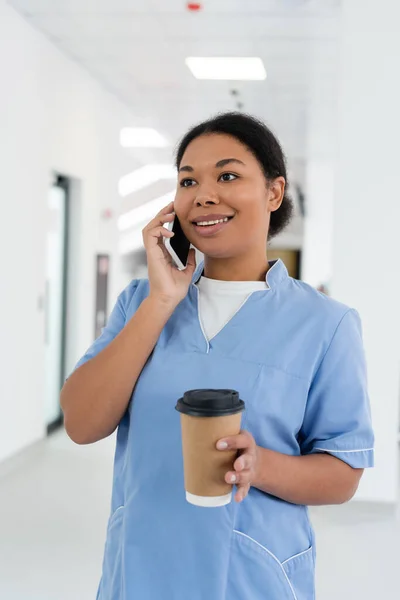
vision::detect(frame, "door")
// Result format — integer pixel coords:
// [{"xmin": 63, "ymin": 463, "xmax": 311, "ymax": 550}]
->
[
  {"xmin": 44, "ymin": 176, "xmax": 69, "ymax": 433},
  {"xmin": 95, "ymin": 254, "xmax": 110, "ymax": 339}
]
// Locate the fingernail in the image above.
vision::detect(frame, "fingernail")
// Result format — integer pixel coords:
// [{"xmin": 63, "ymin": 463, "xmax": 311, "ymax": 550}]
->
[
  {"xmin": 230, "ymin": 474, "xmax": 237, "ymax": 483},
  {"xmin": 217, "ymin": 441, "xmax": 228, "ymax": 450}
]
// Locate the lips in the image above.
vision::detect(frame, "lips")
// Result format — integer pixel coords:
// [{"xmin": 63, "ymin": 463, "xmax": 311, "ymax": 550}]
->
[{"xmin": 191, "ymin": 213, "xmax": 234, "ymax": 237}]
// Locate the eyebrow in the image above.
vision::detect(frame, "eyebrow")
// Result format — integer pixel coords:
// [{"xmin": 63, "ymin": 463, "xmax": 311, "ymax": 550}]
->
[{"xmin": 179, "ymin": 158, "xmax": 245, "ymax": 173}]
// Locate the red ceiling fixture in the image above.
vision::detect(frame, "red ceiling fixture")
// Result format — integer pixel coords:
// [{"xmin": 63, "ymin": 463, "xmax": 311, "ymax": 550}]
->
[{"xmin": 187, "ymin": 2, "xmax": 202, "ymax": 11}]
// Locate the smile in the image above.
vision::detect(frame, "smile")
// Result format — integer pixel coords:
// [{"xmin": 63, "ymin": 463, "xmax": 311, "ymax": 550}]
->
[
  {"xmin": 196, "ymin": 217, "xmax": 230, "ymax": 227},
  {"xmin": 192, "ymin": 216, "xmax": 234, "ymax": 237}
]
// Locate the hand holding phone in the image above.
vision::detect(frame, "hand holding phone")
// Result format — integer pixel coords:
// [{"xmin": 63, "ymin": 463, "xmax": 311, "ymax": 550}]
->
[{"xmin": 141, "ymin": 202, "xmax": 196, "ymax": 307}]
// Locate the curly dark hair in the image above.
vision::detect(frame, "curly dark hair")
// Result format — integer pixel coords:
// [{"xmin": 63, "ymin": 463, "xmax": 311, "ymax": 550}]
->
[{"xmin": 175, "ymin": 112, "xmax": 293, "ymax": 240}]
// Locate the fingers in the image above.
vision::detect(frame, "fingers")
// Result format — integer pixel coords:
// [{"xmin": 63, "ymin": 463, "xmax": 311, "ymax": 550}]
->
[
  {"xmin": 217, "ymin": 430, "xmax": 257, "ymax": 503},
  {"xmin": 144, "ymin": 211, "xmax": 174, "ymax": 233},
  {"xmin": 156, "ymin": 201, "xmax": 175, "ymax": 222},
  {"xmin": 234, "ymin": 453, "xmax": 252, "ymax": 472},
  {"xmin": 235, "ymin": 484, "xmax": 251, "ymax": 503},
  {"xmin": 225, "ymin": 453, "xmax": 253, "ymax": 485},
  {"xmin": 143, "ymin": 225, "xmax": 174, "ymax": 248},
  {"xmin": 216, "ymin": 430, "xmax": 255, "ymax": 452},
  {"xmin": 160, "ymin": 213, "xmax": 175, "ymax": 226},
  {"xmin": 142, "ymin": 202, "xmax": 176, "ymax": 249},
  {"xmin": 225, "ymin": 469, "xmax": 252, "ymax": 486},
  {"xmin": 224, "ymin": 466, "xmax": 252, "ymax": 503}
]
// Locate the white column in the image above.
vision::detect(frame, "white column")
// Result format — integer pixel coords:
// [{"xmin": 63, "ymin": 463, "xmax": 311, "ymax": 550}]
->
[
  {"xmin": 332, "ymin": 0, "xmax": 400, "ymax": 502},
  {"xmin": 301, "ymin": 160, "xmax": 334, "ymax": 289}
]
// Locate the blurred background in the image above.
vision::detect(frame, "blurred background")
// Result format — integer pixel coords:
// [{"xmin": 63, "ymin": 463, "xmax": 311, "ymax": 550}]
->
[{"xmin": 0, "ymin": 0, "xmax": 399, "ymax": 598}]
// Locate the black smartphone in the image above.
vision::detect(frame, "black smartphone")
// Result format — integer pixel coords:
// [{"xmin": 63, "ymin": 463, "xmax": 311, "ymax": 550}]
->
[{"xmin": 164, "ymin": 216, "xmax": 191, "ymax": 270}]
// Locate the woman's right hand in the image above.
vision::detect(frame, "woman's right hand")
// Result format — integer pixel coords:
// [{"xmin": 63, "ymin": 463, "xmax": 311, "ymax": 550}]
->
[{"xmin": 142, "ymin": 201, "xmax": 197, "ymax": 308}]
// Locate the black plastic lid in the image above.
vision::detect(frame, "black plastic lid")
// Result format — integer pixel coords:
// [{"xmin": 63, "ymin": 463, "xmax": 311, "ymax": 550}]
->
[{"xmin": 175, "ymin": 389, "xmax": 245, "ymax": 417}]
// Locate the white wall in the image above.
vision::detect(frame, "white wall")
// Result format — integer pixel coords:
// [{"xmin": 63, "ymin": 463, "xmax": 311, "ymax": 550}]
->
[
  {"xmin": 0, "ymin": 1, "xmax": 135, "ymax": 462},
  {"xmin": 332, "ymin": 0, "xmax": 400, "ymax": 503}
]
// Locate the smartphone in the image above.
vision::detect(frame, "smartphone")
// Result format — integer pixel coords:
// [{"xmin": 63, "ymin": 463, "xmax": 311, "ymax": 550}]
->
[{"xmin": 164, "ymin": 216, "xmax": 191, "ymax": 270}]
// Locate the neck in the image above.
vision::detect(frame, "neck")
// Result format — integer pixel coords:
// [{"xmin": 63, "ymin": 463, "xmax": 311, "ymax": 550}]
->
[{"xmin": 203, "ymin": 252, "xmax": 270, "ymax": 282}]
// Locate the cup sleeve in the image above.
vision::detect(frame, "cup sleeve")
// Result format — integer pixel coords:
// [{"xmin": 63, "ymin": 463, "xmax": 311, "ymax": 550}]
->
[
  {"xmin": 299, "ymin": 309, "xmax": 374, "ymax": 469},
  {"xmin": 72, "ymin": 280, "xmax": 139, "ymax": 373}
]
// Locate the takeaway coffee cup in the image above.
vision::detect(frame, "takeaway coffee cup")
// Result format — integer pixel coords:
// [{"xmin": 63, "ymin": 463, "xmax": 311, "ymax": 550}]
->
[{"xmin": 175, "ymin": 389, "xmax": 245, "ymax": 507}]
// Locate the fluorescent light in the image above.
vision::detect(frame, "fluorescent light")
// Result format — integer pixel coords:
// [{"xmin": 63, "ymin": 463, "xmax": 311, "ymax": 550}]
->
[
  {"xmin": 120, "ymin": 128, "xmax": 169, "ymax": 148},
  {"xmin": 118, "ymin": 190, "xmax": 176, "ymax": 232},
  {"xmin": 185, "ymin": 57, "xmax": 267, "ymax": 81},
  {"xmin": 118, "ymin": 165, "xmax": 176, "ymax": 197}
]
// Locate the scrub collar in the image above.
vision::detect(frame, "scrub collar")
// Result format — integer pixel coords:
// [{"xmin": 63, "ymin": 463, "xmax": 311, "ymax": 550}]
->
[{"xmin": 192, "ymin": 259, "xmax": 289, "ymax": 290}]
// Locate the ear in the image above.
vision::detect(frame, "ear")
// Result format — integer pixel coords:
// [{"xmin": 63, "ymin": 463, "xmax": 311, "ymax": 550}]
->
[{"xmin": 267, "ymin": 177, "xmax": 286, "ymax": 212}]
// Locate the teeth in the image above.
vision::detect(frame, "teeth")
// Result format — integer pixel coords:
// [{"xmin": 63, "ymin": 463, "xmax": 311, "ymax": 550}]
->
[{"xmin": 197, "ymin": 218, "xmax": 229, "ymax": 227}]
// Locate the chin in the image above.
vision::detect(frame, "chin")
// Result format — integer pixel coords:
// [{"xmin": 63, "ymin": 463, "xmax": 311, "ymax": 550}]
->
[{"xmin": 194, "ymin": 242, "xmax": 236, "ymax": 260}]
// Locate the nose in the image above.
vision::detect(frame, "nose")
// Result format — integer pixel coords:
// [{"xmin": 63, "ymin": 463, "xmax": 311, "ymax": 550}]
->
[{"xmin": 194, "ymin": 189, "xmax": 220, "ymax": 208}]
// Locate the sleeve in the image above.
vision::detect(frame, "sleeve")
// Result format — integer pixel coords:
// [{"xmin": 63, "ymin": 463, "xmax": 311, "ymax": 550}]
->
[
  {"xmin": 299, "ymin": 309, "xmax": 374, "ymax": 469},
  {"xmin": 73, "ymin": 280, "xmax": 139, "ymax": 372}
]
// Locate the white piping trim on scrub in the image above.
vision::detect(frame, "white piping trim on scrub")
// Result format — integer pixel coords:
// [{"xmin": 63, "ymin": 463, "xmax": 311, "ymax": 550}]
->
[
  {"xmin": 111, "ymin": 506, "xmax": 124, "ymax": 517},
  {"xmin": 108, "ymin": 505, "xmax": 124, "ymax": 527},
  {"xmin": 193, "ymin": 284, "xmax": 210, "ymax": 354},
  {"xmin": 314, "ymin": 447, "xmax": 374, "ymax": 453},
  {"xmin": 233, "ymin": 530, "xmax": 298, "ymax": 600},
  {"xmin": 281, "ymin": 546, "xmax": 313, "ymax": 566}
]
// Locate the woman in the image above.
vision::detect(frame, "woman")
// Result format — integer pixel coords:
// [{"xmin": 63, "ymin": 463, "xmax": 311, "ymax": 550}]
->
[{"xmin": 61, "ymin": 112, "xmax": 374, "ymax": 600}]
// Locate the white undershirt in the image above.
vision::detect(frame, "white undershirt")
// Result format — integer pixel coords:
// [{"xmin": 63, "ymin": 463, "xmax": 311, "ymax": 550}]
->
[{"xmin": 196, "ymin": 276, "xmax": 268, "ymax": 341}]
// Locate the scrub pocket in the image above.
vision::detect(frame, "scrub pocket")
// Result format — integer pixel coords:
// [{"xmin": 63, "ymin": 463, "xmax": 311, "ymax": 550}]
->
[
  {"xmin": 98, "ymin": 506, "xmax": 124, "ymax": 600},
  {"xmin": 226, "ymin": 530, "xmax": 314, "ymax": 600}
]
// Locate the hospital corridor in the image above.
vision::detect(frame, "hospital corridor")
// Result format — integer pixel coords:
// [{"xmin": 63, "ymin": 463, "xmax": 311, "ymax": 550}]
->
[{"xmin": 1, "ymin": 0, "xmax": 400, "ymax": 599}]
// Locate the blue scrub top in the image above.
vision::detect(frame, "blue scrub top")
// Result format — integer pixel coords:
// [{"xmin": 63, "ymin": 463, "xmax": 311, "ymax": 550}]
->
[{"xmin": 75, "ymin": 260, "xmax": 374, "ymax": 600}]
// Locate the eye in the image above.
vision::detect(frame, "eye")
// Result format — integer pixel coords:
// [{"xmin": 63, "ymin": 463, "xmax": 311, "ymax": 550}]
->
[
  {"xmin": 219, "ymin": 172, "xmax": 238, "ymax": 182},
  {"xmin": 180, "ymin": 178, "xmax": 196, "ymax": 188}
]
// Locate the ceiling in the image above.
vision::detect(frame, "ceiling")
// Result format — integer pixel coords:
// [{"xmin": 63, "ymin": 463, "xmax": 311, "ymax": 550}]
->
[
  {"xmin": 8, "ymin": 0, "xmax": 340, "ymax": 250},
  {"xmin": 8, "ymin": 0, "xmax": 340, "ymax": 159}
]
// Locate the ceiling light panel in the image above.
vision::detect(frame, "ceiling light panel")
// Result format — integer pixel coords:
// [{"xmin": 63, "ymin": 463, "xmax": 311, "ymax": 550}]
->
[
  {"xmin": 185, "ymin": 57, "xmax": 267, "ymax": 81},
  {"xmin": 120, "ymin": 128, "xmax": 169, "ymax": 148}
]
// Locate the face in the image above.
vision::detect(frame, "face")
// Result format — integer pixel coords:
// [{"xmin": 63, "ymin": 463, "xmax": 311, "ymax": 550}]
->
[{"xmin": 174, "ymin": 133, "xmax": 285, "ymax": 260}]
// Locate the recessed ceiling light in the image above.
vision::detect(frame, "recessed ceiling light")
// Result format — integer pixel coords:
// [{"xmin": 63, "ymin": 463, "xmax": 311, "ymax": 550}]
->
[
  {"xmin": 185, "ymin": 57, "xmax": 267, "ymax": 81},
  {"xmin": 118, "ymin": 165, "xmax": 176, "ymax": 197},
  {"xmin": 120, "ymin": 128, "xmax": 169, "ymax": 148},
  {"xmin": 118, "ymin": 190, "xmax": 176, "ymax": 231}
]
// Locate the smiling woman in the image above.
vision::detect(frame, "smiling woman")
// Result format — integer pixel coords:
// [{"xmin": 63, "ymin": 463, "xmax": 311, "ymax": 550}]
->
[{"xmin": 61, "ymin": 112, "xmax": 374, "ymax": 600}]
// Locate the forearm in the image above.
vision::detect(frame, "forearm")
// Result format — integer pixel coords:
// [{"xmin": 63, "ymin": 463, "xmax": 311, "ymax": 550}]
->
[
  {"xmin": 61, "ymin": 295, "xmax": 175, "ymax": 445},
  {"xmin": 252, "ymin": 447, "xmax": 363, "ymax": 506}
]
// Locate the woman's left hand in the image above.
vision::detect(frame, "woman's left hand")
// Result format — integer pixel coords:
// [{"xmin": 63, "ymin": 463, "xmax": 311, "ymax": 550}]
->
[{"xmin": 216, "ymin": 430, "xmax": 260, "ymax": 503}]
